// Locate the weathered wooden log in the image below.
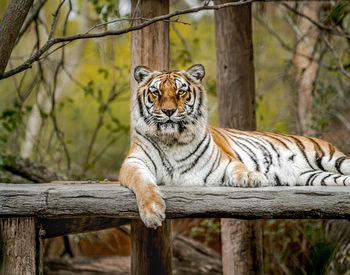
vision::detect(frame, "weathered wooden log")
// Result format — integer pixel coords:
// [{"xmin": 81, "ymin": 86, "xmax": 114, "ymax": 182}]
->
[
  {"xmin": 1, "ymin": 184, "xmax": 350, "ymax": 219},
  {"xmin": 44, "ymin": 235, "xmax": 222, "ymax": 275},
  {"xmin": 39, "ymin": 217, "xmax": 129, "ymax": 239},
  {"xmin": 0, "ymin": 217, "xmax": 42, "ymax": 274}
]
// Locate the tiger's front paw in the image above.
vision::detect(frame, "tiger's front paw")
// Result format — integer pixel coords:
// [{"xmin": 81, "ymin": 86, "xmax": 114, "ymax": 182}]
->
[
  {"xmin": 231, "ymin": 171, "xmax": 269, "ymax": 187},
  {"xmin": 137, "ymin": 187, "xmax": 166, "ymax": 229}
]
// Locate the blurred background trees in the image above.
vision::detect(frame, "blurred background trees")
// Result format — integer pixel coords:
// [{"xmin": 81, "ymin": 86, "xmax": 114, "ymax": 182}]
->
[{"xmin": 1, "ymin": 0, "xmax": 350, "ymax": 273}]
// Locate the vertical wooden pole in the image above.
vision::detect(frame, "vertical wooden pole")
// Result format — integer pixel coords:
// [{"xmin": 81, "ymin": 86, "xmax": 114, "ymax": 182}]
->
[
  {"xmin": 131, "ymin": 218, "xmax": 172, "ymax": 275},
  {"xmin": 214, "ymin": 1, "xmax": 263, "ymax": 274},
  {"xmin": 0, "ymin": 217, "xmax": 42, "ymax": 275},
  {"xmin": 130, "ymin": 1, "xmax": 172, "ymax": 275}
]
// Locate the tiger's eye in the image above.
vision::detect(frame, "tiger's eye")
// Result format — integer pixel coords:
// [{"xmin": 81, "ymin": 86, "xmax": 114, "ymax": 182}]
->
[
  {"xmin": 178, "ymin": 90, "xmax": 186, "ymax": 96},
  {"xmin": 152, "ymin": 90, "xmax": 160, "ymax": 97}
]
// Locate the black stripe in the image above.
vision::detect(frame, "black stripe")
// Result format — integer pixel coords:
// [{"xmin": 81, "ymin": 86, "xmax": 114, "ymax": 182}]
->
[
  {"xmin": 333, "ymin": 175, "xmax": 341, "ymax": 184},
  {"xmin": 307, "ymin": 137, "xmax": 325, "ymax": 171},
  {"xmin": 328, "ymin": 144, "xmax": 336, "ymax": 161},
  {"xmin": 229, "ymin": 133, "xmax": 272, "ymax": 174},
  {"xmin": 274, "ymin": 174, "xmax": 282, "ymax": 186},
  {"xmin": 248, "ymin": 132, "xmax": 283, "ymax": 167},
  {"xmin": 186, "ymin": 86, "xmax": 196, "ymax": 114},
  {"xmin": 181, "ymin": 136, "xmax": 211, "ymax": 174},
  {"xmin": 288, "ymin": 136, "xmax": 315, "ymax": 169},
  {"xmin": 135, "ymin": 142, "xmax": 157, "ymax": 174},
  {"xmin": 288, "ymin": 154, "xmax": 296, "ymax": 161},
  {"xmin": 335, "ymin": 156, "xmax": 346, "ymax": 174},
  {"xmin": 230, "ymin": 130, "xmax": 280, "ymax": 159},
  {"xmin": 259, "ymin": 132, "xmax": 290, "ymax": 149},
  {"xmin": 214, "ymin": 129, "xmax": 259, "ymax": 169},
  {"xmin": 320, "ymin": 173, "xmax": 332, "ymax": 186},
  {"xmin": 177, "ymin": 132, "xmax": 208, "ymax": 162},
  {"xmin": 126, "ymin": 156, "xmax": 153, "ymax": 172},
  {"xmin": 204, "ymin": 149, "xmax": 220, "ymax": 184},
  {"xmin": 254, "ymin": 134, "xmax": 281, "ymax": 165},
  {"xmin": 194, "ymin": 88, "xmax": 203, "ymax": 119},
  {"xmin": 229, "ymin": 138, "xmax": 260, "ymax": 171},
  {"xmin": 300, "ymin": 170, "xmax": 316, "ymax": 176},
  {"xmin": 221, "ymin": 160, "xmax": 231, "ymax": 186},
  {"xmin": 210, "ymin": 128, "xmax": 244, "ymax": 164},
  {"xmin": 233, "ymin": 149, "xmax": 243, "ymax": 162},
  {"xmin": 137, "ymin": 93, "xmax": 144, "ymax": 117},
  {"xmin": 306, "ymin": 171, "xmax": 322, "ymax": 186},
  {"xmin": 136, "ymin": 130, "xmax": 174, "ymax": 176},
  {"xmin": 343, "ymin": 177, "xmax": 347, "ymax": 186}
]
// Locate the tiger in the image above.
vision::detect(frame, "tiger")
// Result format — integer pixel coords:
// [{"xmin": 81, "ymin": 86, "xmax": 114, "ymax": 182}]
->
[{"xmin": 119, "ymin": 64, "xmax": 350, "ymax": 229}]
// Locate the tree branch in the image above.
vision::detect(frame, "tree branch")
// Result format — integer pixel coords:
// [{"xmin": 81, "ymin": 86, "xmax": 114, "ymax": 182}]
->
[
  {"xmin": 1, "ymin": 155, "xmax": 67, "ymax": 182},
  {"xmin": 322, "ymin": 35, "xmax": 350, "ymax": 80},
  {"xmin": 282, "ymin": 3, "xmax": 350, "ymax": 39},
  {"xmin": 16, "ymin": 0, "xmax": 47, "ymax": 44},
  {"xmin": 0, "ymin": 0, "xmax": 254, "ymax": 80}
]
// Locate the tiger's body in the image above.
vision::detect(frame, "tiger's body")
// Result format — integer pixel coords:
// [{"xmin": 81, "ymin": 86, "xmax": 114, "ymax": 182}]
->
[{"xmin": 120, "ymin": 64, "xmax": 350, "ymax": 228}]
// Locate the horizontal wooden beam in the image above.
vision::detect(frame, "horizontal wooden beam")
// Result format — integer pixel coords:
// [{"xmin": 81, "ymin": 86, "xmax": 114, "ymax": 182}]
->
[
  {"xmin": 1, "ymin": 183, "xmax": 350, "ymax": 219},
  {"xmin": 39, "ymin": 217, "xmax": 129, "ymax": 239}
]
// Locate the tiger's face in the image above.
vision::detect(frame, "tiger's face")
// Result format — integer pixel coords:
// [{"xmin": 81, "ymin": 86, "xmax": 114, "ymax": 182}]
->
[{"xmin": 132, "ymin": 64, "xmax": 208, "ymax": 144}]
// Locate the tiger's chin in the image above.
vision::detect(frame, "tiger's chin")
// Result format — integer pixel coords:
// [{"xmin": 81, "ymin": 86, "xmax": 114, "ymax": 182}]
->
[{"xmin": 157, "ymin": 122, "xmax": 184, "ymax": 135}]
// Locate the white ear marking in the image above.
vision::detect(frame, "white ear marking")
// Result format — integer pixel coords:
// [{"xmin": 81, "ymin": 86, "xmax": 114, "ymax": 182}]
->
[
  {"xmin": 186, "ymin": 64, "xmax": 205, "ymax": 82},
  {"xmin": 134, "ymin": 66, "xmax": 152, "ymax": 84}
]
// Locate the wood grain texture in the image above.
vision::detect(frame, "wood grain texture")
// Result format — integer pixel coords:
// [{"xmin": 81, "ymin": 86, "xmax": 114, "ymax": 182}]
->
[
  {"xmin": 214, "ymin": 0, "xmax": 256, "ymax": 131},
  {"xmin": 39, "ymin": 217, "xmax": 129, "ymax": 239},
  {"xmin": 1, "ymin": 184, "xmax": 350, "ymax": 219},
  {"xmin": 0, "ymin": 217, "xmax": 39, "ymax": 275},
  {"xmin": 215, "ymin": 0, "xmax": 262, "ymax": 273},
  {"xmin": 131, "ymin": 219, "xmax": 172, "ymax": 275}
]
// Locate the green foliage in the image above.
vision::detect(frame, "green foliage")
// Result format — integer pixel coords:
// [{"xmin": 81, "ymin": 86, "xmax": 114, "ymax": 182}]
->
[
  {"xmin": 326, "ymin": 3, "xmax": 349, "ymax": 25},
  {"xmin": 263, "ymin": 220, "xmax": 335, "ymax": 274},
  {"xmin": 0, "ymin": 100, "xmax": 32, "ymax": 151},
  {"xmin": 0, "ymin": 154, "xmax": 12, "ymax": 183},
  {"xmin": 191, "ymin": 219, "xmax": 220, "ymax": 244},
  {"xmin": 310, "ymin": 81, "xmax": 337, "ymax": 138},
  {"xmin": 0, "ymin": 102, "xmax": 31, "ymax": 133},
  {"xmin": 89, "ymin": 0, "xmax": 121, "ymax": 23}
]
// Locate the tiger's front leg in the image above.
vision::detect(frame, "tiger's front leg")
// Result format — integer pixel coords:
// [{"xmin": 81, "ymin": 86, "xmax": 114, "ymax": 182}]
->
[
  {"xmin": 226, "ymin": 159, "xmax": 269, "ymax": 187},
  {"xmin": 119, "ymin": 160, "xmax": 165, "ymax": 229}
]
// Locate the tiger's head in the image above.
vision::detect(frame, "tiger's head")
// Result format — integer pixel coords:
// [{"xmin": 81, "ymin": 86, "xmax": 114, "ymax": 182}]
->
[{"xmin": 132, "ymin": 64, "xmax": 208, "ymax": 145}]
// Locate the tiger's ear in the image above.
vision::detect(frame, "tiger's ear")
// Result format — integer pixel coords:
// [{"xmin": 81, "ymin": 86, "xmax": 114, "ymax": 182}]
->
[
  {"xmin": 186, "ymin": 64, "xmax": 205, "ymax": 82},
  {"xmin": 134, "ymin": 66, "xmax": 152, "ymax": 84}
]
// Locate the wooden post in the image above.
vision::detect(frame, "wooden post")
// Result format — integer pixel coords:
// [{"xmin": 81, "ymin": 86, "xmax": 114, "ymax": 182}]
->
[
  {"xmin": 0, "ymin": 217, "xmax": 42, "ymax": 275},
  {"xmin": 130, "ymin": 1, "xmax": 172, "ymax": 275},
  {"xmin": 214, "ymin": 1, "xmax": 264, "ymax": 274}
]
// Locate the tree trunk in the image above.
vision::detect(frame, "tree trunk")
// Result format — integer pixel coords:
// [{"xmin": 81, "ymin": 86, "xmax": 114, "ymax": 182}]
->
[
  {"xmin": 130, "ymin": 1, "xmax": 171, "ymax": 275},
  {"xmin": 293, "ymin": 2, "xmax": 321, "ymax": 136},
  {"xmin": 214, "ymin": 1, "xmax": 263, "ymax": 274},
  {"xmin": 0, "ymin": 217, "xmax": 42, "ymax": 275},
  {"xmin": 0, "ymin": 0, "xmax": 33, "ymax": 75}
]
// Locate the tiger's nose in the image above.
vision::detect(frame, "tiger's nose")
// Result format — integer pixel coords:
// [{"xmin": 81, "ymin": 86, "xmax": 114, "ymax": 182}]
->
[{"xmin": 161, "ymin": 108, "xmax": 176, "ymax": 117}]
